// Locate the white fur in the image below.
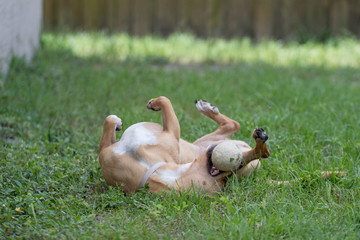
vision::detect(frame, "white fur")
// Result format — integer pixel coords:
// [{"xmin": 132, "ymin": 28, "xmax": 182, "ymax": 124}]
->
[
  {"xmin": 157, "ymin": 162, "xmax": 192, "ymax": 184},
  {"xmin": 196, "ymin": 100, "xmax": 219, "ymax": 114},
  {"xmin": 107, "ymin": 115, "xmax": 122, "ymax": 129},
  {"xmin": 112, "ymin": 122, "xmax": 158, "ymax": 158},
  {"xmin": 138, "ymin": 158, "xmax": 151, "ymax": 169}
]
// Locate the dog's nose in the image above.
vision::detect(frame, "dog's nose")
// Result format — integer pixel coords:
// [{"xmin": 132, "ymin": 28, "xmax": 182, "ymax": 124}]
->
[{"xmin": 194, "ymin": 99, "xmax": 198, "ymax": 104}]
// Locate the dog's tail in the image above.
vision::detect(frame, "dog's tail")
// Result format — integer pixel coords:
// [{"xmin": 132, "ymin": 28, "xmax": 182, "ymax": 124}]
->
[
  {"xmin": 269, "ymin": 171, "xmax": 347, "ymax": 186},
  {"xmin": 99, "ymin": 115, "xmax": 122, "ymax": 153}
]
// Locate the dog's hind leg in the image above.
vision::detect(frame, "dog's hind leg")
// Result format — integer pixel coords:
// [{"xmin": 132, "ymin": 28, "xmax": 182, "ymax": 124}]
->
[
  {"xmin": 147, "ymin": 96, "xmax": 180, "ymax": 141},
  {"xmin": 99, "ymin": 115, "xmax": 123, "ymax": 152},
  {"xmin": 193, "ymin": 100, "xmax": 240, "ymax": 148}
]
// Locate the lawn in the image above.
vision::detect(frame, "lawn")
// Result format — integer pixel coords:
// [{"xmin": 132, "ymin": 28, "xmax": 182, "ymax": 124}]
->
[{"xmin": 1, "ymin": 32, "xmax": 360, "ymax": 239}]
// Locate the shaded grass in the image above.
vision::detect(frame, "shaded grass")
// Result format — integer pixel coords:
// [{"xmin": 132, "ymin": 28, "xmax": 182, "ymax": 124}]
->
[{"xmin": 1, "ymin": 32, "xmax": 360, "ymax": 239}]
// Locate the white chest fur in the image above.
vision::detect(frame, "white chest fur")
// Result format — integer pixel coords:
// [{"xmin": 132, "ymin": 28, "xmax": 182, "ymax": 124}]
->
[
  {"xmin": 112, "ymin": 122, "xmax": 158, "ymax": 157},
  {"xmin": 156, "ymin": 162, "xmax": 192, "ymax": 184}
]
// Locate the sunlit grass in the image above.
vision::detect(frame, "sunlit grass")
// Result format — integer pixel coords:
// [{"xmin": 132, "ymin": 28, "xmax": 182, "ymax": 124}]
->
[{"xmin": 43, "ymin": 32, "xmax": 360, "ymax": 68}]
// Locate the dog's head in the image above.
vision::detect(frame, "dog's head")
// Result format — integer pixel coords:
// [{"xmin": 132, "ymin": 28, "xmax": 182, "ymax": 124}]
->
[
  {"xmin": 206, "ymin": 143, "xmax": 254, "ymax": 179},
  {"xmin": 206, "ymin": 144, "xmax": 235, "ymax": 178}
]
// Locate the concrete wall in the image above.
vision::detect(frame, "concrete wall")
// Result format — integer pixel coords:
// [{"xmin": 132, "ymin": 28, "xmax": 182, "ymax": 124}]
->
[{"xmin": 0, "ymin": 0, "xmax": 42, "ymax": 80}]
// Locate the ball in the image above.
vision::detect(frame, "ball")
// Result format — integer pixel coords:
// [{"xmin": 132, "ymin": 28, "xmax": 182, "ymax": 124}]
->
[{"xmin": 211, "ymin": 141, "xmax": 243, "ymax": 171}]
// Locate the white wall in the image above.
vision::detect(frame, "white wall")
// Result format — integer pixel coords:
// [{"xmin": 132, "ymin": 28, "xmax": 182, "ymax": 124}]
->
[{"xmin": 0, "ymin": 0, "xmax": 42, "ymax": 80}]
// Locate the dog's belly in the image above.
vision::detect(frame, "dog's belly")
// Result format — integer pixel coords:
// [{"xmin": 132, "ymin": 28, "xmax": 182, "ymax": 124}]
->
[
  {"xmin": 111, "ymin": 122, "xmax": 197, "ymax": 174},
  {"xmin": 112, "ymin": 122, "xmax": 161, "ymax": 157}
]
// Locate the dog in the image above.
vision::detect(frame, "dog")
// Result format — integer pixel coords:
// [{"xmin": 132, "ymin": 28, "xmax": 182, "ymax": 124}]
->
[{"xmin": 98, "ymin": 96, "xmax": 270, "ymax": 194}]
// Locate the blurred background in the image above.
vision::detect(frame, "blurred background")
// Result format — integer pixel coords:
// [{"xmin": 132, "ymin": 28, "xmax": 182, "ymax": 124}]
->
[
  {"xmin": 43, "ymin": 0, "xmax": 359, "ymax": 41},
  {"xmin": 1, "ymin": 0, "xmax": 360, "ymax": 79}
]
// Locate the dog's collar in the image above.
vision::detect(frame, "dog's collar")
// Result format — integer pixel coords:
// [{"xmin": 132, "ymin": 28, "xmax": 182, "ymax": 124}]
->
[{"xmin": 139, "ymin": 162, "xmax": 166, "ymax": 188}]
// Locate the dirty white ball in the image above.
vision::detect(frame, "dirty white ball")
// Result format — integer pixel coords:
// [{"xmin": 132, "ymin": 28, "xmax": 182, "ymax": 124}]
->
[{"xmin": 212, "ymin": 141, "xmax": 243, "ymax": 171}]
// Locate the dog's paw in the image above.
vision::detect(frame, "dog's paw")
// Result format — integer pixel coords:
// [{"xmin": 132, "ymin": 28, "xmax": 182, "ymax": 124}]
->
[
  {"xmin": 107, "ymin": 115, "xmax": 123, "ymax": 131},
  {"xmin": 195, "ymin": 99, "xmax": 219, "ymax": 114},
  {"xmin": 147, "ymin": 97, "xmax": 172, "ymax": 111},
  {"xmin": 147, "ymin": 99, "xmax": 161, "ymax": 111},
  {"xmin": 252, "ymin": 128, "xmax": 268, "ymax": 143}
]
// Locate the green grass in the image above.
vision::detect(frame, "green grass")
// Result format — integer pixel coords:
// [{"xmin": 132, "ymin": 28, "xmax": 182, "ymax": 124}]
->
[{"xmin": 1, "ymin": 32, "xmax": 360, "ymax": 239}]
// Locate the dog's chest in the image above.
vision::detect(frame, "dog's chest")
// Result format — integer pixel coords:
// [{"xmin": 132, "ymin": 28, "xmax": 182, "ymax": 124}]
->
[{"xmin": 112, "ymin": 122, "xmax": 160, "ymax": 156}]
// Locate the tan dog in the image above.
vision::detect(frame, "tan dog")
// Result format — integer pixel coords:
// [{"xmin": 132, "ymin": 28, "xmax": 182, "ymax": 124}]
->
[{"xmin": 98, "ymin": 96, "xmax": 270, "ymax": 194}]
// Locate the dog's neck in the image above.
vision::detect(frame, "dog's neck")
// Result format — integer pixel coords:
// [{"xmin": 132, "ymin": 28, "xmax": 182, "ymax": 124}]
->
[{"xmin": 170, "ymin": 152, "xmax": 228, "ymax": 193}]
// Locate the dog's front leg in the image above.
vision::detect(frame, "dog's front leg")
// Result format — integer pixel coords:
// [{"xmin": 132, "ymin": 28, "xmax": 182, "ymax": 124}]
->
[
  {"xmin": 242, "ymin": 128, "xmax": 270, "ymax": 165},
  {"xmin": 147, "ymin": 96, "xmax": 180, "ymax": 141}
]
